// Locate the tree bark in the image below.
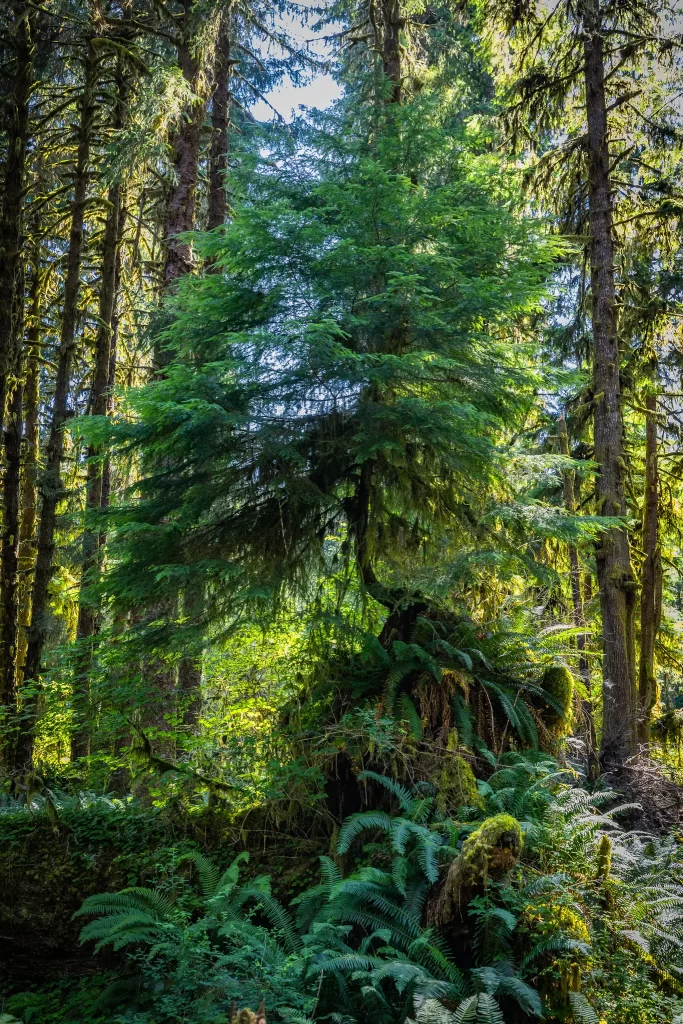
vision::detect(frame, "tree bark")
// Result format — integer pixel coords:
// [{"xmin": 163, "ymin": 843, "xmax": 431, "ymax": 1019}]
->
[
  {"xmin": 207, "ymin": 13, "xmax": 231, "ymax": 231},
  {"xmin": 0, "ymin": 381, "xmax": 23, "ymax": 762},
  {"xmin": 637, "ymin": 368, "xmax": 661, "ymax": 744},
  {"xmin": 16, "ymin": 251, "xmax": 41, "ymax": 687},
  {"xmin": 71, "ymin": 186, "xmax": 124, "ymax": 760},
  {"xmin": 163, "ymin": 0, "xmax": 204, "ymax": 288},
  {"xmin": 145, "ymin": 0, "xmax": 208, "ymax": 741},
  {"xmin": 582, "ymin": 2, "xmax": 637, "ymax": 768},
  {"xmin": 381, "ymin": 0, "xmax": 403, "ymax": 102},
  {"xmin": 558, "ymin": 414, "xmax": 598, "ymax": 776},
  {"xmin": 14, "ymin": 38, "xmax": 98, "ymax": 773},
  {"xmin": 0, "ymin": 5, "xmax": 34, "ymax": 765},
  {"xmin": 0, "ymin": 1, "xmax": 33, "ymax": 440}
]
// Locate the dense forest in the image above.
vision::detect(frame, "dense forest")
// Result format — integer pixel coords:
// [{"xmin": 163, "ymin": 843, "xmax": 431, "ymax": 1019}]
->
[{"xmin": 5, "ymin": 0, "xmax": 683, "ymax": 1020}]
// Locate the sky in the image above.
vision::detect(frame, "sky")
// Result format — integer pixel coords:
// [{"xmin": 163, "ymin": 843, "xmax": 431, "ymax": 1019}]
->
[
  {"xmin": 252, "ymin": 75, "xmax": 343, "ymax": 121},
  {"xmin": 250, "ymin": 3, "xmax": 343, "ymax": 121}
]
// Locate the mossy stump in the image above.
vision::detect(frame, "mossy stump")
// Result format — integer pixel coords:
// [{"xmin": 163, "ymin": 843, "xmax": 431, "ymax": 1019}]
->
[
  {"xmin": 540, "ymin": 664, "xmax": 574, "ymax": 740},
  {"xmin": 435, "ymin": 730, "xmax": 481, "ymax": 815},
  {"xmin": 428, "ymin": 814, "xmax": 523, "ymax": 935}
]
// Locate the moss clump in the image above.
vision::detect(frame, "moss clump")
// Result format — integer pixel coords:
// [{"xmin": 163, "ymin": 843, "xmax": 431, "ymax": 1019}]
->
[
  {"xmin": 429, "ymin": 813, "xmax": 523, "ymax": 931},
  {"xmin": 461, "ymin": 813, "xmax": 523, "ymax": 887},
  {"xmin": 436, "ymin": 730, "xmax": 481, "ymax": 814},
  {"xmin": 596, "ymin": 834, "xmax": 612, "ymax": 880},
  {"xmin": 524, "ymin": 900, "xmax": 590, "ymax": 944},
  {"xmin": 540, "ymin": 664, "xmax": 574, "ymax": 737}
]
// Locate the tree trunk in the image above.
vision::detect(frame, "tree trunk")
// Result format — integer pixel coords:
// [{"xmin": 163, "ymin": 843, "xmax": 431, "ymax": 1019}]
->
[
  {"xmin": 14, "ymin": 39, "xmax": 98, "ymax": 774},
  {"xmin": 637, "ymin": 369, "xmax": 661, "ymax": 744},
  {"xmin": 16, "ymin": 252, "xmax": 41, "ymax": 687},
  {"xmin": 99, "ymin": 249, "xmax": 120, "ymax": 518},
  {"xmin": 145, "ymin": 0, "xmax": 207, "ymax": 743},
  {"xmin": 178, "ymin": 658, "xmax": 201, "ymax": 731},
  {"xmin": 381, "ymin": 0, "xmax": 403, "ymax": 102},
  {"xmin": 163, "ymin": 0, "xmax": 204, "ymax": 288},
  {"xmin": 207, "ymin": 13, "xmax": 231, "ymax": 231},
  {"xmin": 582, "ymin": 2, "xmax": 637, "ymax": 768},
  {"xmin": 0, "ymin": 1, "xmax": 33, "ymax": 440},
  {"xmin": 71, "ymin": 185, "xmax": 124, "ymax": 760},
  {"xmin": 0, "ymin": 382, "xmax": 23, "ymax": 763},
  {"xmin": 0, "ymin": 5, "xmax": 34, "ymax": 766},
  {"xmin": 558, "ymin": 414, "xmax": 598, "ymax": 777}
]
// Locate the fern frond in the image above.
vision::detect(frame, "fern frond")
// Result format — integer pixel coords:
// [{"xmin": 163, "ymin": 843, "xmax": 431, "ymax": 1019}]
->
[
  {"xmin": 568, "ymin": 992, "xmax": 600, "ymax": 1023},
  {"xmin": 337, "ymin": 811, "xmax": 395, "ymax": 853},
  {"xmin": 177, "ymin": 850, "xmax": 220, "ymax": 900}
]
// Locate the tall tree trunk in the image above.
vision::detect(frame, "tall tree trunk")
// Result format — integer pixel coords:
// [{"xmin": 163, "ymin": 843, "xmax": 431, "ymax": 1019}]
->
[
  {"xmin": 163, "ymin": 0, "xmax": 204, "ymax": 288},
  {"xmin": 14, "ymin": 39, "xmax": 98, "ymax": 774},
  {"xmin": 207, "ymin": 13, "xmax": 231, "ymax": 231},
  {"xmin": 558, "ymin": 414, "xmax": 599, "ymax": 777},
  {"xmin": 637, "ymin": 365, "xmax": 661, "ymax": 744},
  {"xmin": 381, "ymin": 0, "xmax": 403, "ymax": 102},
  {"xmin": 0, "ymin": 3, "xmax": 34, "ymax": 764},
  {"xmin": 145, "ymin": 0, "xmax": 207, "ymax": 745},
  {"xmin": 0, "ymin": 382, "xmax": 23, "ymax": 764},
  {"xmin": 99, "ymin": 245, "xmax": 121, "ymax": 518},
  {"xmin": 71, "ymin": 186, "xmax": 124, "ymax": 760},
  {"xmin": 0, "ymin": 1, "xmax": 33, "ymax": 440},
  {"xmin": 16, "ymin": 255, "xmax": 41, "ymax": 687},
  {"xmin": 582, "ymin": 2, "xmax": 637, "ymax": 768}
]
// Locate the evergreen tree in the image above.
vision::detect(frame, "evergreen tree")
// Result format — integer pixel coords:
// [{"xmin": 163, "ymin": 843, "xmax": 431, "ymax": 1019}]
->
[{"xmin": 88, "ymin": 72, "xmax": 561, "ymax": 726}]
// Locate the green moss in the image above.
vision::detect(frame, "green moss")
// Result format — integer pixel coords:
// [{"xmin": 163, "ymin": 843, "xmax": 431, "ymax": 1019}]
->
[
  {"xmin": 540, "ymin": 664, "xmax": 574, "ymax": 737},
  {"xmin": 0, "ymin": 805, "xmax": 185, "ymax": 960},
  {"xmin": 461, "ymin": 813, "xmax": 523, "ymax": 886},
  {"xmin": 435, "ymin": 730, "xmax": 481, "ymax": 814},
  {"xmin": 596, "ymin": 834, "xmax": 612, "ymax": 880}
]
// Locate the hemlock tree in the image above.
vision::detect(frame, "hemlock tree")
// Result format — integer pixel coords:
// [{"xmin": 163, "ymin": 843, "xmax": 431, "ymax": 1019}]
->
[{"xmin": 85, "ymin": 77, "xmax": 562, "ymax": 740}]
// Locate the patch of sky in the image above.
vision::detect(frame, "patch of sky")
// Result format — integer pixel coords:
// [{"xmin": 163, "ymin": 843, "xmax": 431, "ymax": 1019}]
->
[{"xmin": 251, "ymin": 2, "xmax": 344, "ymax": 121}]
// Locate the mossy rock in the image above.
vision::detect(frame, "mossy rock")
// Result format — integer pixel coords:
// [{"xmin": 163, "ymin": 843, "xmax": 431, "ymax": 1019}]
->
[{"xmin": 540, "ymin": 664, "xmax": 574, "ymax": 737}]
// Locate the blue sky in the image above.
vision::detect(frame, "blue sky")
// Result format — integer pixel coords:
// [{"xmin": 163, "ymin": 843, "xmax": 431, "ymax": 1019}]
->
[{"xmin": 251, "ymin": 3, "xmax": 343, "ymax": 121}]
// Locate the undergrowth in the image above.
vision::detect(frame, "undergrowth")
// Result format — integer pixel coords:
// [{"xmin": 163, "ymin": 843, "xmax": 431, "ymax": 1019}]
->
[{"xmin": 4, "ymin": 754, "xmax": 683, "ymax": 1024}]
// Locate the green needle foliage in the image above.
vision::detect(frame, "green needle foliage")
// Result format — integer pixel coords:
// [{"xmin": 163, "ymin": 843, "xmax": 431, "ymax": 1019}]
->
[{"xmin": 88, "ymin": 81, "xmax": 563, "ymax": 660}]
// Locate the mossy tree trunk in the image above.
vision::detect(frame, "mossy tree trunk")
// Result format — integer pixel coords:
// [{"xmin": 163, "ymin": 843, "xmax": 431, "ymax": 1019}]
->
[
  {"xmin": 0, "ymin": 1, "xmax": 34, "ymax": 765},
  {"xmin": 207, "ymin": 10, "xmax": 232, "ymax": 231},
  {"xmin": 15, "ymin": 36, "xmax": 99, "ymax": 774},
  {"xmin": 72, "ymin": 44, "xmax": 131, "ymax": 760},
  {"xmin": 637, "ymin": 359, "xmax": 661, "ymax": 744},
  {"xmin": 581, "ymin": 0, "xmax": 637, "ymax": 767},
  {"xmin": 558, "ymin": 414, "xmax": 598, "ymax": 775}
]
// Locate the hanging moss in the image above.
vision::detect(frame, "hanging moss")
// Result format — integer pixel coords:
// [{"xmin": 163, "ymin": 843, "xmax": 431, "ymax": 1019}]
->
[
  {"xmin": 435, "ymin": 730, "xmax": 481, "ymax": 814},
  {"xmin": 540, "ymin": 664, "xmax": 574, "ymax": 737}
]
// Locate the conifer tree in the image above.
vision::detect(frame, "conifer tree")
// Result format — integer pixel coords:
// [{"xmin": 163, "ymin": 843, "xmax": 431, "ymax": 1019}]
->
[{"xmin": 86, "ymin": 13, "xmax": 561, "ymax": 727}]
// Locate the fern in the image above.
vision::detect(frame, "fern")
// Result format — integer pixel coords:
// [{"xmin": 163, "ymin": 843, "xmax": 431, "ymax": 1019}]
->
[
  {"xmin": 177, "ymin": 849, "xmax": 220, "ymax": 899},
  {"xmin": 337, "ymin": 811, "xmax": 395, "ymax": 853},
  {"xmin": 472, "ymin": 994, "xmax": 504, "ymax": 1024},
  {"xmin": 399, "ymin": 693, "xmax": 424, "ymax": 740},
  {"xmin": 568, "ymin": 992, "xmax": 600, "ymax": 1023},
  {"xmin": 357, "ymin": 770, "xmax": 420, "ymax": 815}
]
